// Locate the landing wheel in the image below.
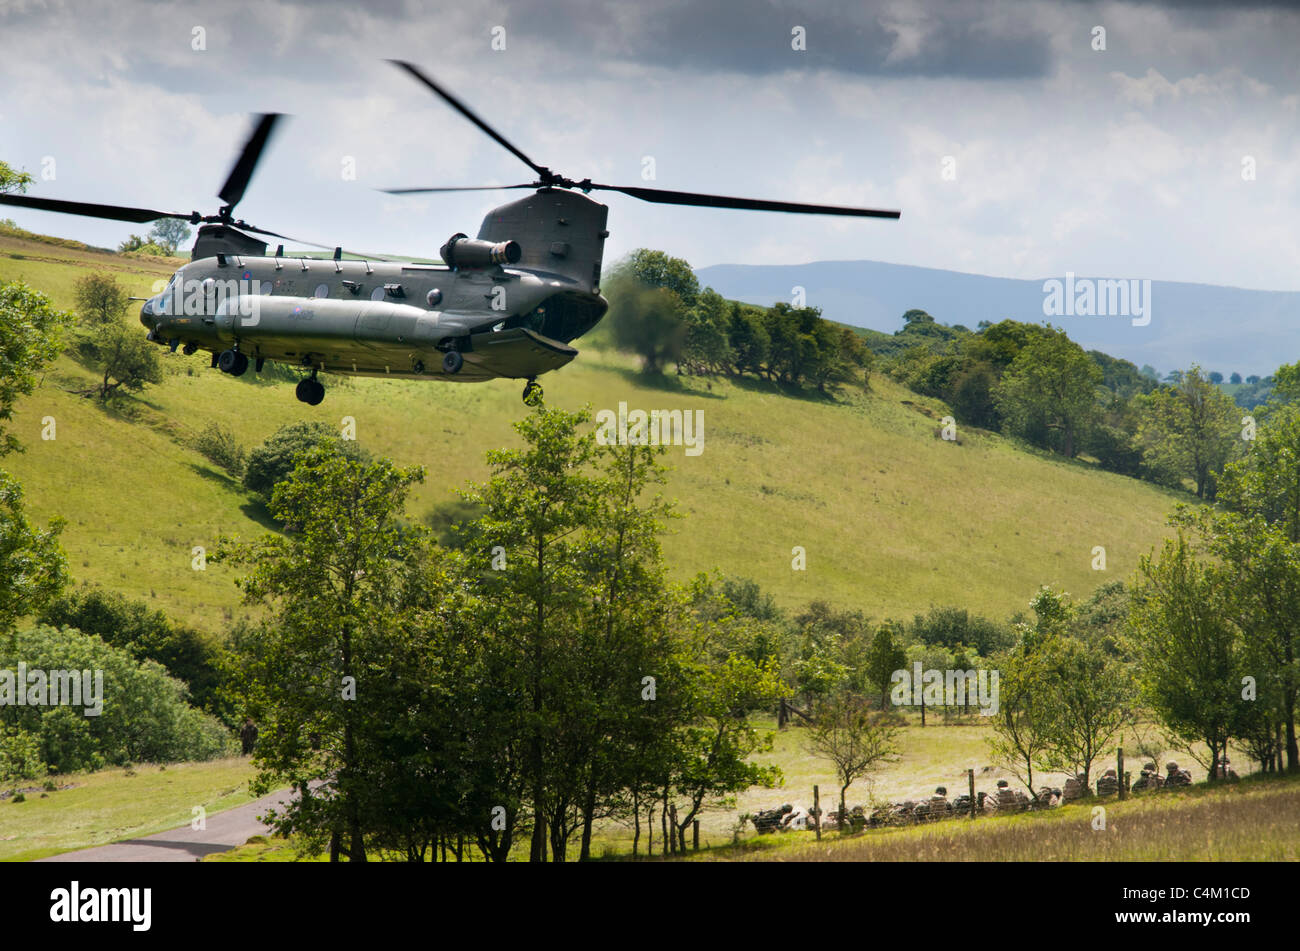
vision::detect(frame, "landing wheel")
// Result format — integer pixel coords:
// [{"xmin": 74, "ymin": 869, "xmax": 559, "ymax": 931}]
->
[
  {"xmin": 522, "ymin": 379, "xmax": 543, "ymax": 406},
  {"xmin": 295, "ymin": 377, "xmax": 325, "ymax": 406},
  {"xmin": 182, "ymin": 341, "xmax": 198, "ymax": 355},
  {"xmin": 218, "ymin": 349, "xmax": 249, "ymax": 376},
  {"xmin": 442, "ymin": 350, "xmax": 464, "ymax": 374}
]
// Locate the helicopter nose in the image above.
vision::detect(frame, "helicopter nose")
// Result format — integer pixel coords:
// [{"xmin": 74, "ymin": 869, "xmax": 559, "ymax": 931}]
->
[{"xmin": 139, "ymin": 297, "xmax": 156, "ymax": 329}]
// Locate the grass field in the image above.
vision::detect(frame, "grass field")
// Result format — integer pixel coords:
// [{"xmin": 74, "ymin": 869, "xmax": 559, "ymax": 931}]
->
[
  {"xmin": 1, "ymin": 232, "xmax": 1188, "ymax": 630},
  {"xmin": 0, "ymin": 756, "xmax": 258, "ymax": 862}
]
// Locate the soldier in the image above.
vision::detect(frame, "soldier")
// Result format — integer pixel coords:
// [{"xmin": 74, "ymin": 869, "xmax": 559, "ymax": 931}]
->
[
  {"xmin": 239, "ymin": 717, "xmax": 257, "ymax": 755},
  {"xmin": 1216, "ymin": 756, "xmax": 1239, "ymax": 782},
  {"xmin": 1165, "ymin": 761, "xmax": 1192, "ymax": 787},
  {"xmin": 1096, "ymin": 768, "xmax": 1119, "ymax": 797},
  {"xmin": 927, "ymin": 786, "xmax": 950, "ymax": 821},
  {"xmin": 996, "ymin": 779, "xmax": 1025, "ymax": 812},
  {"xmin": 1062, "ymin": 772, "xmax": 1089, "ymax": 801}
]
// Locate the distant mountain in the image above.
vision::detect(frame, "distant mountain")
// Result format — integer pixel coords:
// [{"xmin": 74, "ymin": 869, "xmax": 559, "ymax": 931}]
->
[{"xmin": 695, "ymin": 260, "xmax": 1300, "ymax": 377}]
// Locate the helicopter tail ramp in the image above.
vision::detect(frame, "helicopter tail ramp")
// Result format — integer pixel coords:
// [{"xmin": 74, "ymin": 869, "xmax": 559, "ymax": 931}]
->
[
  {"xmin": 467, "ymin": 327, "xmax": 578, "ymax": 380},
  {"xmin": 477, "ymin": 189, "xmax": 608, "ymax": 294}
]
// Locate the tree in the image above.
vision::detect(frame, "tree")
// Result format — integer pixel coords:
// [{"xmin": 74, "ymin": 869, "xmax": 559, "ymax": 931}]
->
[
  {"xmin": 81, "ymin": 324, "xmax": 163, "ymax": 400},
  {"xmin": 0, "ymin": 624, "xmax": 230, "ymax": 773},
  {"xmin": 149, "ymin": 219, "xmax": 192, "ymax": 254},
  {"xmin": 619, "ymin": 249, "xmax": 699, "ymax": 307},
  {"xmin": 1211, "ymin": 415, "xmax": 1300, "ymax": 771},
  {"xmin": 242, "ymin": 421, "xmax": 366, "ymax": 502},
  {"xmin": 1134, "ymin": 365, "xmax": 1239, "ymax": 498},
  {"xmin": 0, "ymin": 473, "xmax": 68, "ymax": 635},
  {"xmin": 809, "ymin": 693, "xmax": 901, "ymax": 826},
  {"xmin": 0, "ymin": 281, "xmax": 67, "ymax": 456},
  {"xmin": 0, "ymin": 160, "xmax": 32, "ymax": 195},
  {"xmin": 1230, "ymin": 372, "xmax": 1243, "ymax": 385},
  {"xmin": 865, "ymin": 622, "xmax": 907, "ymax": 709},
  {"xmin": 993, "ymin": 326, "xmax": 1101, "ymax": 458},
  {"xmin": 1037, "ymin": 632, "xmax": 1135, "ymax": 790},
  {"xmin": 117, "ymin": 234, "xmax": 167, "ymax": 255},
  {"xmin": 219, "ymin": 445, "xmax": 428, "ymax": 862},
  {"xmin": 38, "ymin": 587, "xmax": 230, "ymax": 722},
  {"xmin": 987, "ymin": 643, "xmax": 1054, "ymax": 798},
  {"xmin": 1130, "ymin": 533, "xmax": 1251, "ymax": 778},
  {"xmin": 73, "ymin": 273, "xmax": 129, "ymax": 326},
  {"xmin": 604, "ymin": 271, "xmax": 688, "ymax": 374},
  {"xmin": 462, "ymin": 406, "xmax": 603, "ymax": 862}
]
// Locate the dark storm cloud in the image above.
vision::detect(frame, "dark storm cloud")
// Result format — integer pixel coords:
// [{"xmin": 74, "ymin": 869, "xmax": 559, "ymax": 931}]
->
[{"xmin": 506, "ymin": 0, "xmax": 1056, "ymax": 78}]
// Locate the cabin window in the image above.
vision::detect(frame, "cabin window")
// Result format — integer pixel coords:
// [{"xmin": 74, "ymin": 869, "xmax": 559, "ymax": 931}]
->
[
  {"xmin": 370, "ymin": 287, "xmax": 385, "ymax": 302},
  {"xmin": 312, "ymin": 283, "xmax": 329, "ymax": 298}
]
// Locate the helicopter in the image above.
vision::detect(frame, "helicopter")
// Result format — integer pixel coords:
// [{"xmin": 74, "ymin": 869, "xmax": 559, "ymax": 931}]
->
[{"xmin": 0, "ymin": 61, "xmax": 901, "ymax": 406}]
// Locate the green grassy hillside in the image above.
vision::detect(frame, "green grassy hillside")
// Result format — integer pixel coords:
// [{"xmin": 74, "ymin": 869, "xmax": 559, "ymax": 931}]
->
[{"xmin": 1, "ymin": 233, "xmax": 1186, "ymax": 630}]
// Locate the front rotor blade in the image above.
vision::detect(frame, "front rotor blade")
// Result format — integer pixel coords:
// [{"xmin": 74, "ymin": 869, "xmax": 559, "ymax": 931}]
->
[
  {"xmin": 379, "ymin": 184, "xmax": 537, "ymax": 195},
  {"xmin": 218, "ymin": 113, "xmax": 282, "ymax": 209},
  {"xmin": 388, "ymin": 61, "xmax": 550, "ymax": 180},
  {"xmin": 593, "ymin": 183, "xmax": 901, "ymax": 219},
  {"xmin": 0, "ymin": 193, "xmax": 193, "ymax": 224}
]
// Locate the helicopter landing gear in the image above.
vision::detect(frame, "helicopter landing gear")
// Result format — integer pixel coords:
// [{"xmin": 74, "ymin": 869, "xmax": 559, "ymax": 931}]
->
[
  {"xmin": 218, "ymin": 348, "xmax": 249, "ymax": 376},
  {"xmin": 522, "ymin": 378, "xmax": 543, "ymax": 406},
  {"xmin": 182, "ymin": 341, "xmax": 198, "ymax": 356},
  {"xmin": 442, "ymin": 350, "xmax": 464, "ymax": 374},
  {"xmin": 295, "ymin": 373, "xmax": 325, "ymax": 406}
]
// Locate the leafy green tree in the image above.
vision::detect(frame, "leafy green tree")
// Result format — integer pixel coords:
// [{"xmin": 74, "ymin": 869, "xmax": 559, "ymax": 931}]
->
[
  {"xmin": 1130, "ymin": 533, "xmax": 1252, "ymax": 778},
  {"xmin": 80, "ymin": 324, "xmax": 163, "ymax": 401},
  {"xmin": 242, "ymin": 421, "xmax": 366, "ymax": 502},
  {"xmin": 726, "ymin": 302, "xmax": 770, "ymax": 377},
  {"xmin": 73, "ymin": 273, "xmax": 129, "ymax": 326},
  {"xmin": 1134, "ymin": 365, "xmax": 1239, "ymax": 498},
  {"xmin": 38, "ymin": 587, "xmax": 230, "ymax": 722},
  {"xmin": 0, "ymin": 473, "xmax": 67, "ymax": 635},
  {"xmin": 619, "ymin": 248, "xmax": 699, "ymax": 307},
  {"xmin": 993, "ymin": 326, "xmax": 1101, "ymax": 457},
  {"xmin": 462, "ymin": 406, "xmax": 603, "ymax": 861},
  {"xmin": 987, "ymin": 643, "xmax": 1054, "ymax": 797},
  {"xmin": 0, "ymin": 281, "xmax": 67, "ymax": 457},
  {"xmin": 808, "ymin": 693, "xmax": 901, "ymax": 826},
  {"xmin": 0, "ymin": 625, "xmax": 231, "ymax": 773},
  {"xmin": 219, "ymin": 445, "xmax": 428, "ymax": 862},
  {"xmin": 149, "ymin": 219, "xmax": 192, "ymax": 254},
  {"xmin": 0, "ymin": 161, "xmax": 32, "ymax": 195},
  {"xmin": 604, "ymin": 271, "xmax": 688, "ymax": 374},
  {"xmin": 680, "ymin": 287, "xmax": 733, "ymax": 375},
  {"xmin": 865, "ymin": 622, "xmax": 907, "ymax": 709},
  {"xmin": 1037, "ymin": 632, "xmax": 1136, "ymax": 790}
]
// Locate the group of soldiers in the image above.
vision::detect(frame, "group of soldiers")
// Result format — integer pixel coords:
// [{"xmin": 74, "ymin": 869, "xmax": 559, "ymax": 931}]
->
[{"xmin": 750, "ymin": 757, "xmax": 1226, "ymax": 834}]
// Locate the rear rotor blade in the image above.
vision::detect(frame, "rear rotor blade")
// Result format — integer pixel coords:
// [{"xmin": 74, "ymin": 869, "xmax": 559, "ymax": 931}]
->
[
  {"xmin": 0, "ymin": 193, "xmax": 194, "ymax": 224},
  {"xmin": 388, "ymin": 60, "xmax": 550, "ymax": 180},
  {"xmin": 218, "ymin": 113, "xmax": 282, "ymax": 209},
  {"xmin": 592, "ymin": 183, "xmax": 901, "ymax": 219}
]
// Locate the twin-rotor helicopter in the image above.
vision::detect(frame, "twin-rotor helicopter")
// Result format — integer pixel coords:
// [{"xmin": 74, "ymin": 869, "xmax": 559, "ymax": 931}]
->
[{"xmin": 1, "ymin": 61, "xmax": 900, "ymax": 406}]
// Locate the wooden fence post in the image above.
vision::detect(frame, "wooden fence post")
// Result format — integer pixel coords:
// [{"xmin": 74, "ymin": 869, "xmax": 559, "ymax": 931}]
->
[
  {"xmin": 1117, "ymin": 746, "xmax": 1125, "ymax": 801},
  {"xmin": 693, "ymin": 820, "xmax": 700, "ymax": 851},
  {"xmin": 813, "ymin": 784, "xmax": 821, "ymax": 840},
  {"xmin": 968, "ymin": 768, "xmax": 976, "ymax": 818}
]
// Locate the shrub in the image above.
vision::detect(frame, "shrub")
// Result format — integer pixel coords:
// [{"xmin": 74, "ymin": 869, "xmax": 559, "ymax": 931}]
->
[
  {"xmin": 193, "ymin": 422, "xmax": 246, "ymax": 477},
  {"xmin": 0, "ymin": 625, "xmax": 234, "ymax": 773}
]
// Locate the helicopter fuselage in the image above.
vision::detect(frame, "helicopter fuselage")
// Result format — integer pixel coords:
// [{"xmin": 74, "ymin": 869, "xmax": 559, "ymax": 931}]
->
[{"xmin": 140, "ymin": 252, "xmax": 607, "ymax": 383}]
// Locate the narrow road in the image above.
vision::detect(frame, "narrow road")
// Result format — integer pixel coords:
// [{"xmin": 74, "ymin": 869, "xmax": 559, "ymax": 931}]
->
[{"xmin": 38, "ymin": 788, "xmax": 292, "ymax": 862}]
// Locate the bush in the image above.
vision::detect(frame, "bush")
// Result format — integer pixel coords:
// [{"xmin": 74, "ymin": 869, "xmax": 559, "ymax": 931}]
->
[
  {"xmin": 38, "ymin": 588, "xmax": 232, "ymax": 725},
  {"xmin": 0, "ymin": 625, "xmax": 234, "ymax": 774},
  {"xmin": 242, "ymin": 421, "xmax": 367, "ymax": 503},
  {"xmin": 0, "ymin": 727, "xmax": 46, "ymax": 783},
  {"xmin": 193, "ymin": 422, "xmax": 246, "ymax": 477}
]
